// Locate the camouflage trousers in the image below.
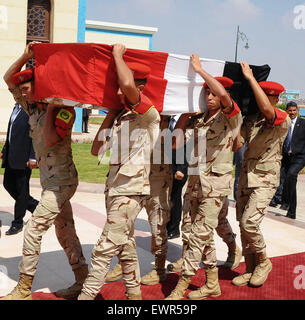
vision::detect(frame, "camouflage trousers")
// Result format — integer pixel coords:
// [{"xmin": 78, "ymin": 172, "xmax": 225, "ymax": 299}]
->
[
  {"xmin": 81, "ymin": 194, "xmax": 147, "ymax": 298},
  {"xmin": 181, "ymin": 181, "xmax": 227, "ymax": 276},
  {"xmin": 145, "ymin": 176, "xmax": 172, "ymax": 257},
  {"xmin": 181, "ymin": 191, "xmax": 235, "ymax": 246},
  {"xmin": 236, "ymin": 186, "xmax": 276, "ymax": 255},
  {"xmin": 19, "ymin": 184, "xmax": 87, "ymax": 276}
]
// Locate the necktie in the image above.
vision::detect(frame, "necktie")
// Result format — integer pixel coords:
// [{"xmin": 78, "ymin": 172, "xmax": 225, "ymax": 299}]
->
[
  {"xmin": 283, "ymin": 124, "xmax": 293, "ymax": 153},
  {"xmin": 168, "ymin": 117, "xmax": 176, "ymax": 132}
]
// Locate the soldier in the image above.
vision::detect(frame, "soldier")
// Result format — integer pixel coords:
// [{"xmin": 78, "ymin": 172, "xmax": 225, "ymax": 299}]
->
[
  {"xmin": 0, "ymin": 42, "xmax": 88, "ymax": 300},
  {"xmin": 77, "ymin": 44, "xmax": 160, "ymax": 300},
  {"xmin": 167, "ymin": 192, "xmax": 242, "ymax": 273},
  {"xmin": 165, "ymin": 54, "xmax": 242, "ymax": 300},
  {"xmin": 232, "ymin": 62, "xmax": 290, "ymax": 287},
  {"xmin": 106, "ymin": 116, "xmax": 172, "ymax": 285}
]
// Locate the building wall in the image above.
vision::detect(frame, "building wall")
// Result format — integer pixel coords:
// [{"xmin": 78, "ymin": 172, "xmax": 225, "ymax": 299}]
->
[
  {"xmin": 0, "ymin": 0, "xmax": 80, "ymax": 132},
  {"xmin": 51, "ymin": 0, "xmax": 79, "ymax": 43},
  {"xmin": 85, "ymin": 29, "xmax": 151, "ymax": 50},
  {"xmin": 0, "ymin": 0, "xmax": 28, "ymax": 132}
]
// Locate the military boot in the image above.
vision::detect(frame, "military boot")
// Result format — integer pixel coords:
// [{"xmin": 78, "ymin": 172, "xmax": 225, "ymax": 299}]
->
[
  {"xmin": 126, "ymin": 291, "xmax": 143, "ymax": 300},
  {"xmin": 223, "ymin": 241, "xmax": 242, "ymax": 270},
  {"xmin": 249, "ymin": 251, "xmax": 272, "ymax": 287},
  {"xmin": 77, "ymin": 292, "xmax": 94, "ymax": 300},
  {"xmin": 55, "ymin": 264, "xmax": 88, "ymax": 299},
  {"xmin": 188, "ymin": 267, "xmax": 221, "ymax": 300},
  {"xmin": 165, "ymin": 275, "xmax": 191, "ymax": 300},
  {"xmin": 105, "ymin": 263, "xmax": 123, "ymax": 282},
  {"xmin": 167, "ymin": 243, "xmax": 188, "ymax": 272},
  {"xmin": 0, "ymin": 273, "xmax": 33, "ymax": 300},
  {"xmin": 232, "ymin": 253, "xmax": 256, "ymax": 286},
  {"xmin": 141, "ymin": 255, "xmax": 167, "ymax": 285}
]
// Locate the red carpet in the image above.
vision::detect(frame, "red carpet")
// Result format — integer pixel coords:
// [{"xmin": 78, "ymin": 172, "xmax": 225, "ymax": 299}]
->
[{"xmin": 33, "ymin": 252, "xmax": 305, "ymax": 300}]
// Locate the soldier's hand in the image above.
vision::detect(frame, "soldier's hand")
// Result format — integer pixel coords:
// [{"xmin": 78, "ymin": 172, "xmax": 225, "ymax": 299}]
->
[
  {"xmin": 24, "ymin": 41, "xmax": 41, "ymax": 60},
  {"xmin": 190, "ymin": 54, "xmax": 203, "ymax": 73},
  {"xmin": 112, "ymin": 44, "xmax": 127, "ymax": 58},
  {"xmin": 174, "ymin": 171, "xmax": 184, "ymax": 180},
  {"xmin": 27, "ymin": 160, "xmax": 38, "ymax": 169},
  {"xmin": 240, "ymin": 62, "xmax": 254, "ymax": 81},
  {"xmin": 0, "ymin": 153, "xmax": 3, "ymax": 159}
]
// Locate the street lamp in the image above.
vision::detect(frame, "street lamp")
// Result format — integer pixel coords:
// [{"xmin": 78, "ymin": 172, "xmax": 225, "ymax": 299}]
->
[{"xmin": 234, "ymin": 25, "xmax": 249, "ymax": 62}]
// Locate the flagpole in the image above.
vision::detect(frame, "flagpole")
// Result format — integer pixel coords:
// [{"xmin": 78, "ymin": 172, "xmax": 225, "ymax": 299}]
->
[{"xmin": 235, "ymin": 25, "xmax": 240, "ymax": 63}]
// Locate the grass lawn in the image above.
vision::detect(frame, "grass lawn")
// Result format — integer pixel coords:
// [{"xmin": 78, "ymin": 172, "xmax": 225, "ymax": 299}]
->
[
  {"xmin": 0, "ymin": 143, "xmax": 109, "ymax": 184},
  {"xmin": 88, "ymin": 116, "xmax": 104, "ymax": 126}
]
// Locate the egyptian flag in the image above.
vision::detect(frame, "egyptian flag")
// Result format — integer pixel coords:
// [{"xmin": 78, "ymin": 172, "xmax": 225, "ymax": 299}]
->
[{"xmin": 33, "ymin": 43, "xmax": 270, "ymax": 115}]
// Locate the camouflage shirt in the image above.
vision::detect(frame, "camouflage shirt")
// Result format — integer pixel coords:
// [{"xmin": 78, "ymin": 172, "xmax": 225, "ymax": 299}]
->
[
  {"xmin": 105, "ymin": 93, "xmax": 160, "ymax": 196},
  {"xmin": 9, "ymin": 87, "xmax": 78, "ymax": 189},
  {"xmin": 239, "ymin": 108, "xmax": 291, "ymax": 188},
  {"xmin": 186, "ymin": 101, "xmax": 242, "ymax": 197},
  {"xmin": 150, "ymin": 115, "xmax": 172, "ymax": 180}
]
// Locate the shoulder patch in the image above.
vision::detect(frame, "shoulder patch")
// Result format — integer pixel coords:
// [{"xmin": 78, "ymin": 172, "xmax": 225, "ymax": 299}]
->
[{"xmin": 56, "ymin": 109, "xmax": 73, "ymax": 124}]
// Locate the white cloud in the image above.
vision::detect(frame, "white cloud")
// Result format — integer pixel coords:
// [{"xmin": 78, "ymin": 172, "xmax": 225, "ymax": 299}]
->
[
  {"xmin": 228, "ymin": 0, "xmax": 261, "ymax": 16},
  {"xmin": 214, "ymin": 0, "xmax": 262, "ymax": 24}
]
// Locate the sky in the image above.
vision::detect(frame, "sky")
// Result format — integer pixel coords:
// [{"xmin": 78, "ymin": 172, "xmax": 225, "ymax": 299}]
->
[{"xmin": 86, "ymin": 0, "xmax": 305, "ymax": 98}]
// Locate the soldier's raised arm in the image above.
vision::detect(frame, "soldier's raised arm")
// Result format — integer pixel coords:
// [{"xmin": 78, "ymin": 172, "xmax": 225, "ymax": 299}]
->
[
  {"xmin": 240, "ymin": 62, "xmax": 275, "ymax": 122},
  {"xmin": 190, "ymin": 54, "xmax": 232, "ymax": 110},
  {"xmin": 4, "ymin": 41, "xmax": 40, "ymax": 89}
]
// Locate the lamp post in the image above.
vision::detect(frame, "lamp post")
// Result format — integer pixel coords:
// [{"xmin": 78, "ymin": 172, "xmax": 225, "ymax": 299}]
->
[{"xmin": 234, "ymin": 25, "xmax": 249, "ymax": 62}]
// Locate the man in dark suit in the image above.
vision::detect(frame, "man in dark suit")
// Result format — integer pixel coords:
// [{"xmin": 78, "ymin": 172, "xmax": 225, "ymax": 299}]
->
[
  {"xmin": 82, "ymin": 108, "xmax": 91, "ymax": 133},
  {"xmin": 166, "ymin": 115, "xmax": 188, "ymax": 239},
  {"xmin": 0, "ymin": 103, "xmax": 39, "ymax": 235},
  {"xmin": 270, "ymin": 101, "xmax": 305, "ymax": 219}
]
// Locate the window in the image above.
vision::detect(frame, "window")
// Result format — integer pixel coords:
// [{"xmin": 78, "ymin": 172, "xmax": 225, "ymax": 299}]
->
[
  {"xmin": 27, "ymin": 0, "xmax": 50, "ymax": 42},
  {"xmin": 26, "ymin": 0, "xmax": 51, "ymax": 67}
]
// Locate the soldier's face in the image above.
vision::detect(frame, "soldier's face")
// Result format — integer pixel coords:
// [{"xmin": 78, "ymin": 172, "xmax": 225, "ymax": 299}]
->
[
  {"xmin": 116, "ymin": 84, "xmax": 144, "ymax": 106},
  {"xmin": 286, "ymin": 106, "xmax": 298, "ymax": 120},
  {"xmin": 267, "ymin": 95, "xmax": 279, "ymax": 107},
  {"xmin": 19, "ymin": 81, "xmax": 34, "ymax": 104},
  {"xmin": 205, "ymin": 88, "xmax": 221, "ymax": 112}
]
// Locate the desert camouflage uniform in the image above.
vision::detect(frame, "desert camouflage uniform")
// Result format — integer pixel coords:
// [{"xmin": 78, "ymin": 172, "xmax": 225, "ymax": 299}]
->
[
  {"xmin": 9, "ymin": 87, "xmax": 86, "ymax": 277},
  {"xmin": 236, "ymin": 110, "xmax": 291, "ymax": 255},
  {"xmin": 145, "ymin": 116, "xmax": 172, "ymax": 257},
  {"xmin": 181, "ymin": 191, "xmax": 235, "ymax": 247},
  {"xmin": 81, "ymin": 97, "xmax": 160, "ymax": 298},
  {"xmin": 181, "ymin": 102, "xmax": 242, "ymax": 276}
]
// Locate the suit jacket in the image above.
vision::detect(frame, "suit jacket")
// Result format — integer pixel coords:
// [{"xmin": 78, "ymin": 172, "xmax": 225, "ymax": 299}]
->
[
  {"xmin": 289, "ymin": 117, "xmax": 305, "ymax": 157},
  {"xmin": 1, "ymin": 106, "xmax": 35, "ymax": 170},
  {"xmin": 82, "ymin": 108, "xmax": 91, "ymax": 118}
]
